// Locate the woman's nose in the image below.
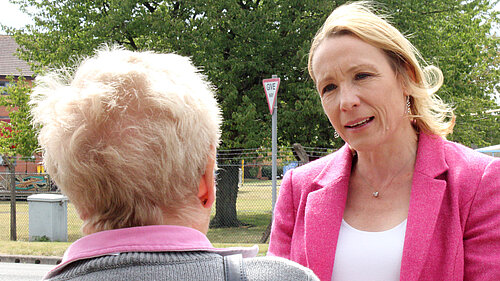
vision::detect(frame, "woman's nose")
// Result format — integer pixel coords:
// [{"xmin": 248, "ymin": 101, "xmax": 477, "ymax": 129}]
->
[{"xmin": 339, "ymin": 86, "xmax": 361, "ymax": 111}]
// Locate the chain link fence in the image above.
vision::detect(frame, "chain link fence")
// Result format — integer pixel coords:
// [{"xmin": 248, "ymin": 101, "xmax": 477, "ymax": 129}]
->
[
  {"xmin": 1, "ymin": 146, "xmax": 336, "ymax": 244},
  {"xmin": 208, "ymin": 146, "xmax": 334, "ymax": 243},
  {"xmin": 0, "ymin": 171, "xmax": 82, "ymax": 242},
  {"xmin": 3, "ymin": 145, "xmax": 496, "ymax": 244}
]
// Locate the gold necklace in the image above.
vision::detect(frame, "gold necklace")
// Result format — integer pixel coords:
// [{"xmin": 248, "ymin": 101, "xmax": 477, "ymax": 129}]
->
[{"xmin": 356, "ymin": 157, "xmax": 414, "ymax": 198}]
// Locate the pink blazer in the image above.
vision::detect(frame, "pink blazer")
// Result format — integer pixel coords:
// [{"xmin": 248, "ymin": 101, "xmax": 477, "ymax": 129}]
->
[{"xmin": 268, "ymin": 133, "xmax": 500, "ymax": 281}]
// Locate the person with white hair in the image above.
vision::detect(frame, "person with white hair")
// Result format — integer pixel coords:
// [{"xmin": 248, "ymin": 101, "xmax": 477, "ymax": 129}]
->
[{"xmin": 32, "ymin": 46, "xmax": 319, "ymax": 281}]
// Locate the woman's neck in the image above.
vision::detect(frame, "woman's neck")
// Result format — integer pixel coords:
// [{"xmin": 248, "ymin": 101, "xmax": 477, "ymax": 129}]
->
[{"xmin": 354, "ymin": 130, "xmax": 418, "ymax": 182}]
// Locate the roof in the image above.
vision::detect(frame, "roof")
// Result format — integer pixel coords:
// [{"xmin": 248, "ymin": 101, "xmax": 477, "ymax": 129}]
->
[{"xmin": 0, "ymin": 35, "xmax": 34, "ymax": 77}]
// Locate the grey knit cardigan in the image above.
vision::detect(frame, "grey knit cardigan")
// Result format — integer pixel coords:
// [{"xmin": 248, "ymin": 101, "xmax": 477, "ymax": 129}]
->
[{"xmin": 45, "ymin": 251, "xmax": 319, "ymax": 280}]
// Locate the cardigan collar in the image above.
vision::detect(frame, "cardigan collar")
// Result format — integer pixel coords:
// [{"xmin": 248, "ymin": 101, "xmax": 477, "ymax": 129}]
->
[
  {"xmin": 304, "ymin": 132, "xmax": 448, "ymax": 281},
  {"xmin": 44, "ymin": 225, "xmax": 259, "ymax": 279}
]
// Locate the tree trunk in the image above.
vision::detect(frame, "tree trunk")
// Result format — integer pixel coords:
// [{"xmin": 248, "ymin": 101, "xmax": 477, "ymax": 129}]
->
[
  {"xmin": 292, "ymin": 143, "xmax": 309, "ymax": 163},
  {"xmin": 210, "ymin": 165, "xmax": 242, "ymax": 228},
  {"xmin": 3, "ymin": 156, "xmax": 17, "ymax": 241}
]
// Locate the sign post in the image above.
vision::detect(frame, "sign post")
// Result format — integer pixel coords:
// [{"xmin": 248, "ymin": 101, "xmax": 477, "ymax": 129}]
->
[{"xmin": 262, "ymin": 75, "xmax": 280, "ymax": 213}]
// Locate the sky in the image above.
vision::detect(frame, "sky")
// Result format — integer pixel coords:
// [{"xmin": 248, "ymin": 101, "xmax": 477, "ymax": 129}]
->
[{"xmin": 0, "ymin": 0, "xmax": 34, "ymax": 34}]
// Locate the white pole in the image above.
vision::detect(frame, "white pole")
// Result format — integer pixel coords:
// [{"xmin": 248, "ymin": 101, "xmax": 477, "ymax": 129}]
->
[{"xmin": 271, "ymin": 75, "xmax": 278, "ymax": 214}]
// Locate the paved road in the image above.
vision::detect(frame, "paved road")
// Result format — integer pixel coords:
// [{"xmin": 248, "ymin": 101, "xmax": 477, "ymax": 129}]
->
[{"xmin": 0, "ymin": 262, "xmax": 53, "ymax": 281}]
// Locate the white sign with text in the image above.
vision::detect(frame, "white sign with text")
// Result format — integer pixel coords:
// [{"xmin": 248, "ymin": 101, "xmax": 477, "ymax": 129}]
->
[{"xmin": 262, "ymin": 78, "xmax": 280, "ymax": 115}]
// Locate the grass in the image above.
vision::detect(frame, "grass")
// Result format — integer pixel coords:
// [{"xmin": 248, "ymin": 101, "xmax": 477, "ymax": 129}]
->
[
  {"xmin": 235, "ymin": 178, "xmax": 281, "ymax": 212},
  {"xmin": 207, "ymin": 212, "xmax": 272, "ymax": 243},
  {"xmin": 0, "ymin": 178, "xmax": 277, "ymax": 257},
  {"xmin": 0, "ymin": 241, "xmax": 72, "ymax": 256}
]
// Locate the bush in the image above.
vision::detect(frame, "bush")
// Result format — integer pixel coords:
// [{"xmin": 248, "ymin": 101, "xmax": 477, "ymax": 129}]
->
[
  {"xmin": 244, "ymin": 166, "xmax": 259, "ymax": 179},
  {"xmin": 261, "ymin": 165, "xmax": 283, "ymax": 179},
  {"xmin": 261, "ymin": 166, "xmax": 271, "ymax": 178}
]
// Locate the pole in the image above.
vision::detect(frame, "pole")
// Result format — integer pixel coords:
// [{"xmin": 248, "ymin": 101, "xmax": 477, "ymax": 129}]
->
[
  {"xmin": 271, "ymin": 75, "xmax": 278, "ymax": 214},
  {"xmin": 241, "ymin": 159, "xmax": 244, "ymax": 185},
  {"xmin": 7, "ymin": 157, "xmax": 17, "ymax": 241}
]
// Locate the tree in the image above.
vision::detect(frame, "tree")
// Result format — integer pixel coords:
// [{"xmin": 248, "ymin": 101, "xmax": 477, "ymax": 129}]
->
[
  {"xmin": 4, "ymin": 0, "xmax": 339, "ymax": 149},
  {"xmin": 210, "ymin": 165, "xmax": 242, "ymax": 227},
  {"xmin": 0, "ymin": 76, "xmax": 38, "ymax": 157},
  {"xmin": 384, "ymin": 0, "xmax": 500, "ymax": 147},
  {"xmin": 5, "ymin": 0, "xmax": 498, "ymax": 150}
]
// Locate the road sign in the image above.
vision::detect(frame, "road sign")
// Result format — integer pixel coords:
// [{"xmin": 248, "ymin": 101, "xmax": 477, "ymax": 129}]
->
[
  {"xmin": 262, "ymin": 75, "xmax": 280, "ymax": 214},
  {"xmin": 262, "ymin": 78, "xmax": 280, "ymax": 115}
]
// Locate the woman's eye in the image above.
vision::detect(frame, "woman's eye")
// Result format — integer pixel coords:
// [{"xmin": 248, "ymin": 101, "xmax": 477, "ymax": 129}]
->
[
  {"xmin": 322, "ymin": 84, "xmax": 337, "ymax": 95},
  {"xmin": 355, "ymin": 73, "xmax": 371, "ymax": 80}
]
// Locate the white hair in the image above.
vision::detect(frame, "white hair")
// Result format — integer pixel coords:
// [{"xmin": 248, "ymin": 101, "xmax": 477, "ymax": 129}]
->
[{"xmin": 30, "ymin": 46, "xmax": 222, "ymax": 232}]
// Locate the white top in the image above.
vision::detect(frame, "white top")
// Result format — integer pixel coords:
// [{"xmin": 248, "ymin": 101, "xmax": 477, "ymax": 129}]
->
[{"xmin": 331, "ymin": 219, "xmax": 407, "ymax": 281}]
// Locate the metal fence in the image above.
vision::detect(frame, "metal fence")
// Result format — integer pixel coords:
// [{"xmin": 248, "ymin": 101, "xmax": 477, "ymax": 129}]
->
[{"xmin": 1, "ymin": 146, "xmax": 335, "ymax": 244}]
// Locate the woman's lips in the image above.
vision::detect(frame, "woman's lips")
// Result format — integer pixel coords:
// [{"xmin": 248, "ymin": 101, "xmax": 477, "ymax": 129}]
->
[{"xmin": 345, "ymin": 116, "xmax": 374, "ymax": 128}]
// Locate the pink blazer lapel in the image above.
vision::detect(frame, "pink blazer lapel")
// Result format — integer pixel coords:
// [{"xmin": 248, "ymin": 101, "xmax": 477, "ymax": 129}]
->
[
  {"xmin": 400, "ymin": 133, "xmax": 448, "ymax": 281},
  {"xmin": 304, "ymin": 145, "xmax": 353, "ymax": 281}
]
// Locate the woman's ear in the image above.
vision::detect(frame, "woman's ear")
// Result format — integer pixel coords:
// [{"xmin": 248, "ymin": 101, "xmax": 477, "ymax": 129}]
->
[{"xmin": 197, "ymin": 153, "xmax": 216, "ymax": 209}]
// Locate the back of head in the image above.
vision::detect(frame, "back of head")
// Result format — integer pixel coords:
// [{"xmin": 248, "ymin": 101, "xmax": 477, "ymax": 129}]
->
[
  {"xmin": 308, "ymin": 1, "xmax": 454, "ymax": 137},
  {"xmin": 31, "ymin": 46, "xmax": 222, "ymax": 233}
]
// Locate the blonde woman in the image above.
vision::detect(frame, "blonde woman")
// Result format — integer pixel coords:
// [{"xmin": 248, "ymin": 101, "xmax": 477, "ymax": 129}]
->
[
  {"xmin": 268, "ymin": 2, "xmax": 500, "ymax": 281},
  {"xmin": 32, "ymin": 47, "xmax": 319, "ymax": 281}
]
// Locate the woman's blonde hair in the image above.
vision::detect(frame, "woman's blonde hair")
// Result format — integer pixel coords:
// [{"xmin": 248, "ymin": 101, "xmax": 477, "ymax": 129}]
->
[
  {"xmin": 30, "ymin": 46, "xmax": 222, "ymax": 232},
  {"xmin": 308, "ymin": 1, "xmax": 455, "ymax": 137}
]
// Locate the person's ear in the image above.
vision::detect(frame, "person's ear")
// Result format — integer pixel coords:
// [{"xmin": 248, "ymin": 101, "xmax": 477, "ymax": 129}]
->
[
  {"xmin": 399, "ymin": 63, "xmax": 416, "ymax": 98},
  {"xmin": 197, "ymin": 154, "xmax": 216, "ymax": 209}
]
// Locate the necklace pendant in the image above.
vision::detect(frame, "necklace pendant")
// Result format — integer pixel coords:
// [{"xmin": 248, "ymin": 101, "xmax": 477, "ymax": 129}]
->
[{"xmin": 372, "ymin": 191, "xmax": 379, "ymax": 198}]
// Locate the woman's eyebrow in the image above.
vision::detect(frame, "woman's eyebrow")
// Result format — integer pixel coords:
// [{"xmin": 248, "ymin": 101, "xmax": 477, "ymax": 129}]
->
[{"xmin": 346, "ymin": 63, "xmax": 377, "ymax": 73}]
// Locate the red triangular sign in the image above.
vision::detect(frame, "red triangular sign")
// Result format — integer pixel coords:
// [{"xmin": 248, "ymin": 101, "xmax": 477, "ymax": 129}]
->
[{"xmin": 263, "ymin": 78, "xmax": 280, "ymax": 114}]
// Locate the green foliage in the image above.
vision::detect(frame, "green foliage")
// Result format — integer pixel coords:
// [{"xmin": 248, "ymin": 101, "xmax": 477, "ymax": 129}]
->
[
  {"xmin": 260, "ymin": 165, "xmax": 283, "ymax": 179},
  {"xmin": 244, "ymin": 166, "xmax": 259, "ymax": 179},
  {"xmin": 0, "ymin": 76, "xmax": 38, "ymax": 157},
  {"xmin": 32, "ymin": 235, "xmax": 51, "ymax": 242},
  {"xmin": 4, "ymin": 0, "xmax": 499, "ymax": 149},
  {"xmin": 384, "ymin": 0, "xmax": 500, "ymax": 146}
]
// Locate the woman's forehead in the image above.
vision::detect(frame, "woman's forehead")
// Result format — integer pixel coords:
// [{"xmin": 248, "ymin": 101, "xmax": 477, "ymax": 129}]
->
[{"xmin": 312, "ymin": 35, "xmax": 392, "ymax": 80}]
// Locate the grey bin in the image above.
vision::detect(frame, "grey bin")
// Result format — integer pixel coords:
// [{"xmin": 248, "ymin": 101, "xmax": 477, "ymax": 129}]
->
[{"xmin": 27, "ymin": 194, "xmax": 68, "ymax": 242}]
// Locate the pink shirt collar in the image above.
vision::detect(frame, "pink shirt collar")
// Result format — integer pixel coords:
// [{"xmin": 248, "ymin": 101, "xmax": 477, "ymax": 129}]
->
[{"xmin": 45, "ymin": 225, "xmax": 259, "ymax": 279}]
